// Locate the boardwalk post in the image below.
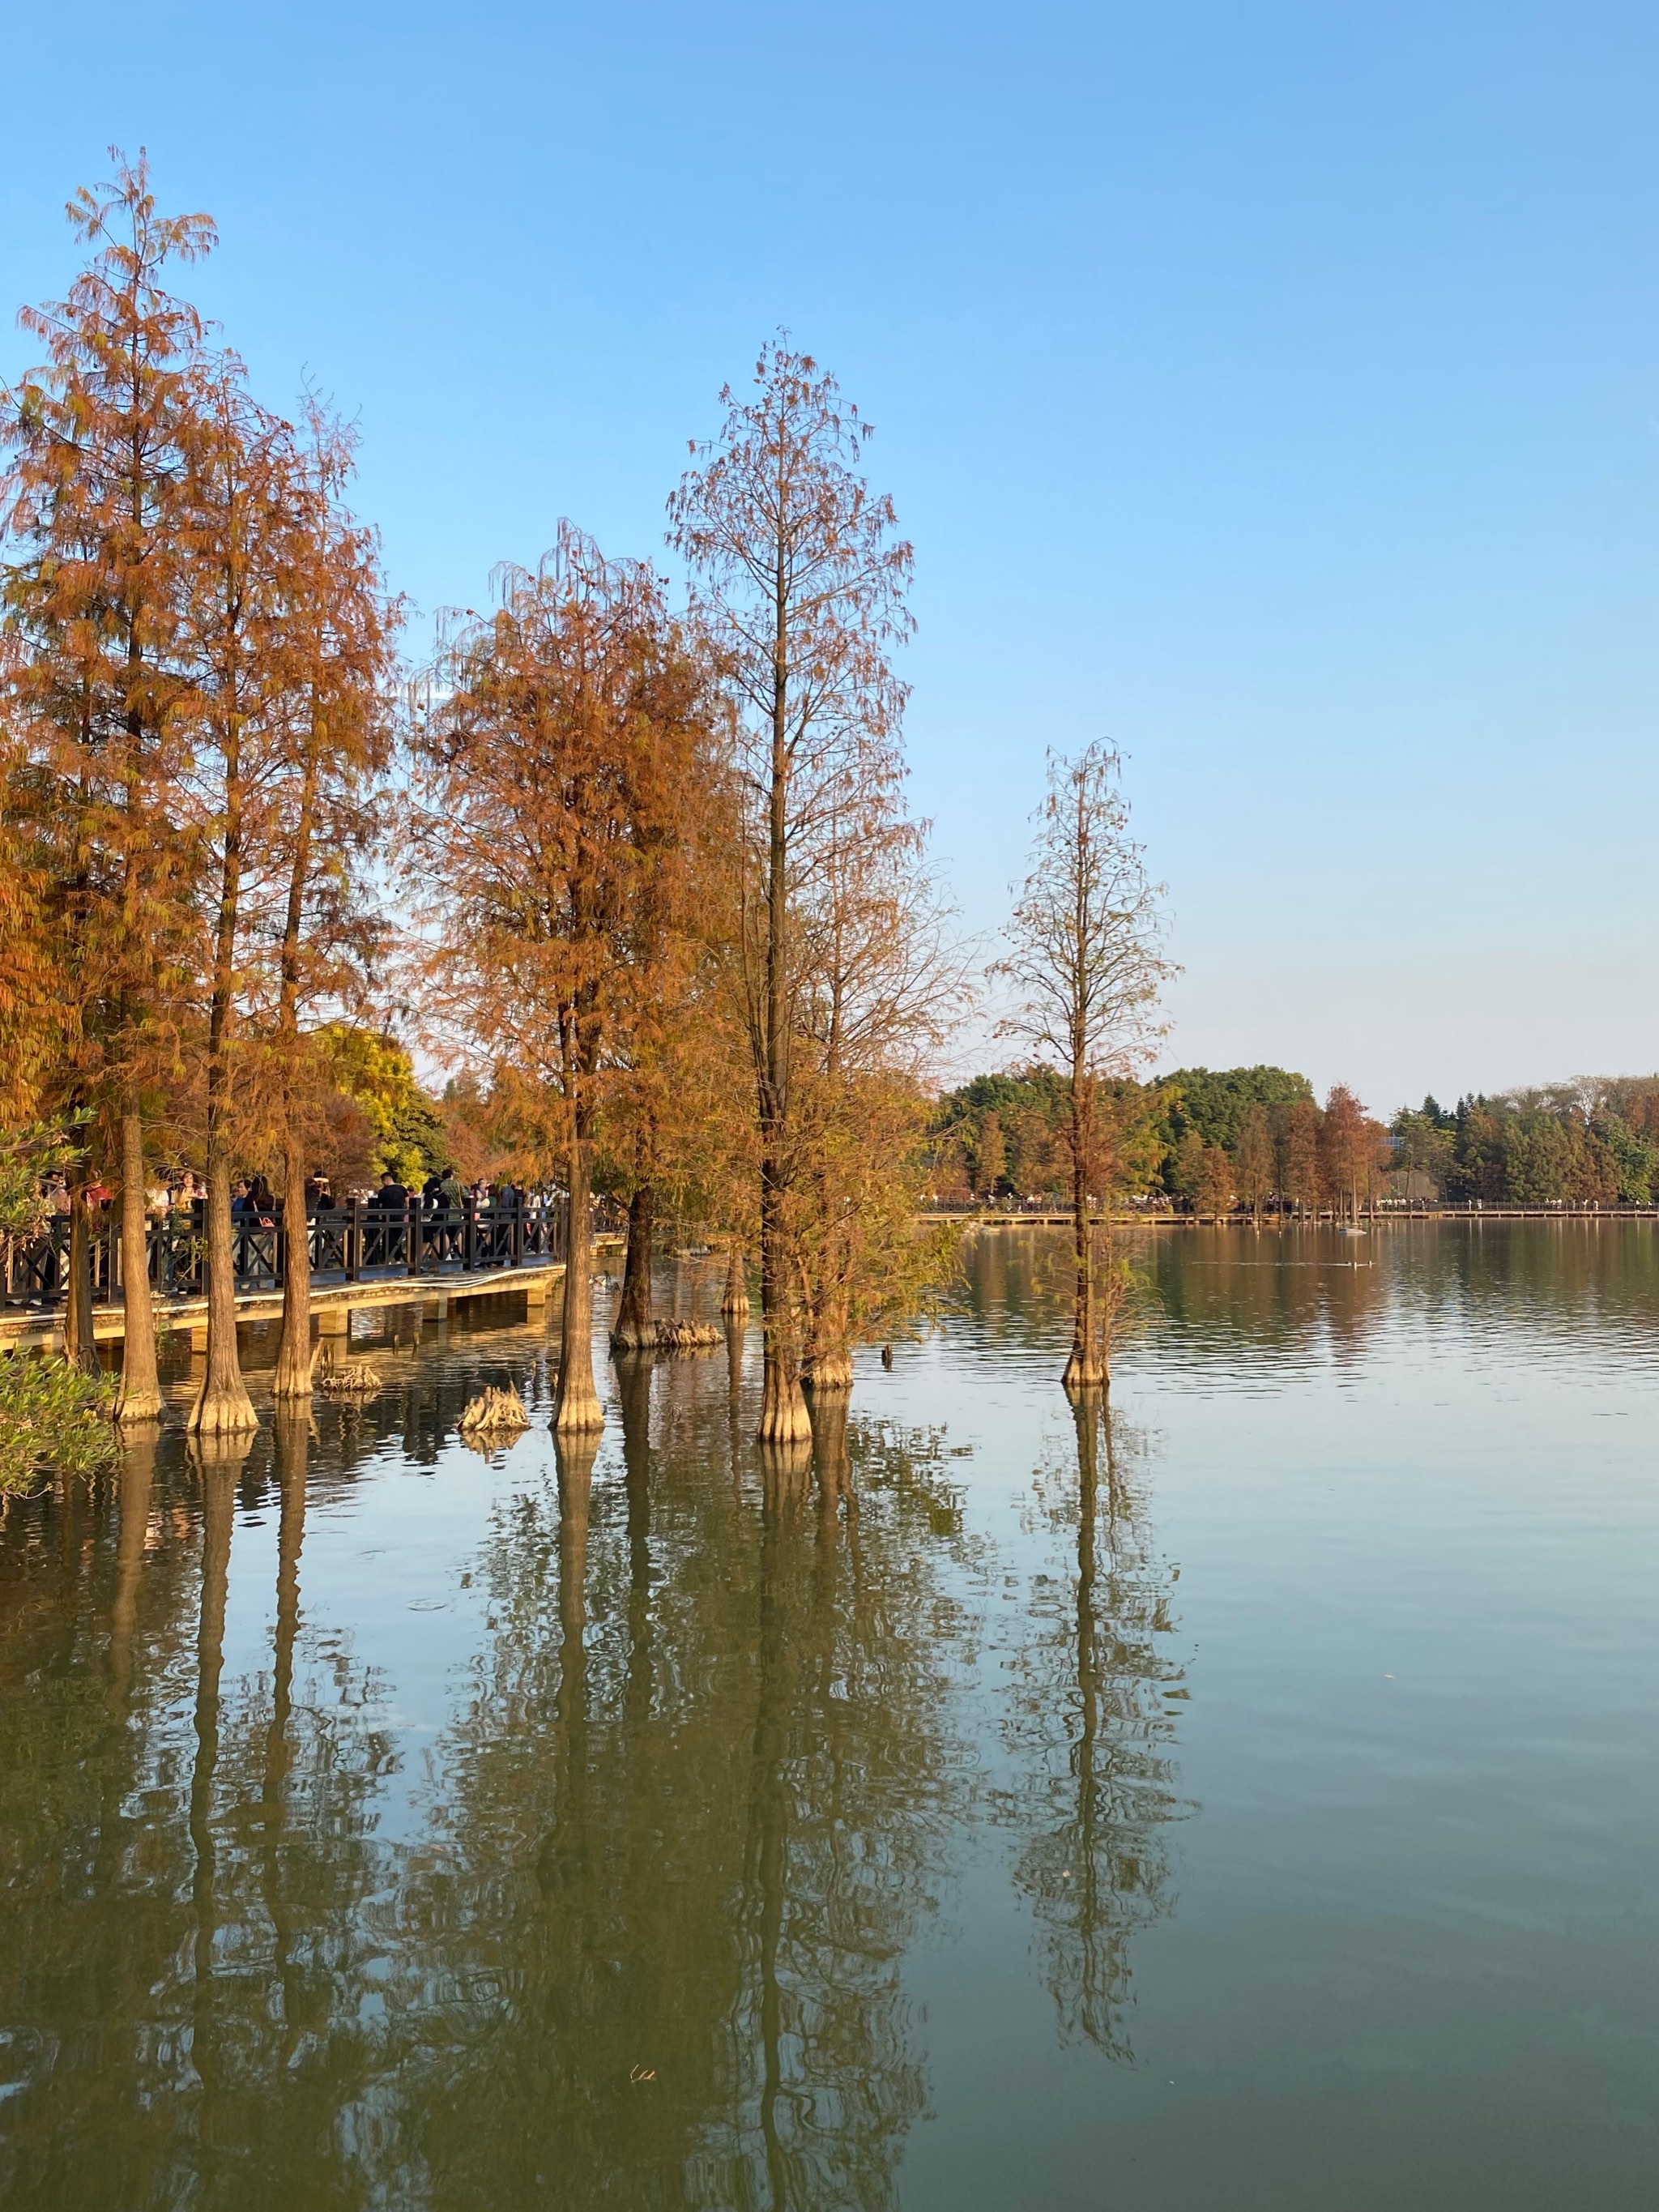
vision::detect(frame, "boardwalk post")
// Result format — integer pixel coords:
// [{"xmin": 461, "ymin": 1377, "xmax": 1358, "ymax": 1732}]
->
[
  {"xmin": 347, "ymin": 1196, "xmax": 364, "ymax": 1284},
  {"xmin": 464, "ymin": 1194, "xmax": 478, "ymax": 1273},
  {"xmin": 407, "ymin": 1197, "xmax": 421, "ymax": 1279}
]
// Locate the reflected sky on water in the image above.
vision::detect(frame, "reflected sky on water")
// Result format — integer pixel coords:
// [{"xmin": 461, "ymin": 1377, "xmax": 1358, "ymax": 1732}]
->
[{"xmin": 2, "ymin": 1223, "xmax": 1657, "ymax": 2210}]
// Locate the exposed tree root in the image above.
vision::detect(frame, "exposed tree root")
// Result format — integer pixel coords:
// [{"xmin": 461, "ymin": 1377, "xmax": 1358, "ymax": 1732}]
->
[
  {"xmin": 651, "ymin": 1318, "xmax": 721, "ymax": 1352},
  {"xmin": 317, "ymin": 1358, "xmax": 383, "ymax": 1399},
  {"xmin": 458, "ymin": 1383, "xmax": 531, "ymax": 1435}
]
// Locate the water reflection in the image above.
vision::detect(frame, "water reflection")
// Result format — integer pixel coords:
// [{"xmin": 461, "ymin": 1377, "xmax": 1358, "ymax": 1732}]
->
[
  {"xmin": 389, "ymin": 1389, "xmax": 980, "ymax": 2207},
  {"xmin": 956, "ymin": 1218, "xmax": 1659, "ymax": 1386},
  {"xmin": 0, "ymin": 1240, "xmax": 1211, "ymax": 2205},
  {"xmin": 1006, "ymin": 1397, "xmax": 1186, "ymax": 2056},
  {"xmin": 5, "ymin": 1223, "xmax": 1659, "ymax": 2205}
]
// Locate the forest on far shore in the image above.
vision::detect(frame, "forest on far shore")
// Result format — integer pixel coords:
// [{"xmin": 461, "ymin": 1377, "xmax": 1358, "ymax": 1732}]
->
[{"xmin": 929, "ymin": 1065, "xmax": 1659, "ymax": 1212}]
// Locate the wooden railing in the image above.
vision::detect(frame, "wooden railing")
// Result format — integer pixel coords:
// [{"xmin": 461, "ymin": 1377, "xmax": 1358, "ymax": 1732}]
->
[{"xmin": 2, "ymin": 1196, "xmax": 590, "ymax": 1314}]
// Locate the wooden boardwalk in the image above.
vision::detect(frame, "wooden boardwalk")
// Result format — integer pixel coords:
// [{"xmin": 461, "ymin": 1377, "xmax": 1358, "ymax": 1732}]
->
[{"xmin": 1, "ymin": 1239, "xmax": 625, "ymax": 1354}]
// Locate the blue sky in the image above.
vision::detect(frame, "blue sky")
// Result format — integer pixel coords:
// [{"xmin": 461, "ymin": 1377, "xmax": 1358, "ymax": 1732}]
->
[{"xmin": 6, "ymin": 0, "xmax": 1657, "ymax": 1111}]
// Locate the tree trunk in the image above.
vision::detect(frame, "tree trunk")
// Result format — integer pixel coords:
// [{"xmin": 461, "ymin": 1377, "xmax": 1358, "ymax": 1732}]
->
[
  {"xmin": 64, "ymin": 1169, "xmax": 99, "ymax": 1377},
  {"xmin": 272, "ymin": 735, "xmax": 320, "ymax": 1401},
  {"xmin": 554, "ymin": 1132, "xmax": 603, "ymax": 1433},
  {"xmin": 114, "ymin": 1105, "xmax": 162, "ymax": 1422},
  {"xmin": 757, "ymin": 587, "xmax": 811, "ymax": 1448},
  {"xmin": 722, "ymin": 1241, "xmax": 749, "ymax": 1317},
  {"xmin": 189, "ymin": 1151, "xmax": 257, "ymax": 1437},
  {"xmin": 800, "ymin": 1287, "xmax": 854, "ymax": 1394},
  {"xmin": 610, "ymin": 1183, "xmax": 655, "ymax": 1352},
  {"xmin": 192, "ymin": 691, "xmax": 255, "ymax": 1436},
  {"xmin": 272, "ymin": 1131, "xmax": 313, "ymax": 1399},
  {"xmin": 757, "ymin": 1161, "xmax": 812, "ymax": 1443},
  {"xmin": 1064, "ymin": 1084, "xmax": 1104, "ymax": 1390}
]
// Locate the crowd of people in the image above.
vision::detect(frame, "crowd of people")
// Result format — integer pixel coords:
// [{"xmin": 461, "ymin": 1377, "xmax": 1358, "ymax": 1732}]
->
[
  {"xmin": 6, "ymin": 1168, "xmax": 574, "ymax": 1318},
  {"xmin": 23, "ymin": 1165, "xmax": 560, "ymax": 1241},
  {"xmin": 7, "ymin": 1164, "xmax": 567, "ymax": 1312}
]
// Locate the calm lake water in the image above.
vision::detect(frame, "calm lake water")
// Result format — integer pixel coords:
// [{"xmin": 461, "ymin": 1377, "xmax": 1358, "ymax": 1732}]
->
[{"xmin": 2, "ymin": 1223, "xmax": 1657, "ymax": 2210}]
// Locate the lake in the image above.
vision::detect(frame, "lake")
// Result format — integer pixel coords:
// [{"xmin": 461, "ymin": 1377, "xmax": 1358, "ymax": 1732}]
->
[{"xmin": 2, "ymin": 1222, "xmax": 1657, "ymax": 2209}]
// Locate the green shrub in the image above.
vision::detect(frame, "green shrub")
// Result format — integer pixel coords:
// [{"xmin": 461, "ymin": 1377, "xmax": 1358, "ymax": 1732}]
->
[{"xmin": 0, "ymin": 1350, "xmax": 117, "ymax": 1494}]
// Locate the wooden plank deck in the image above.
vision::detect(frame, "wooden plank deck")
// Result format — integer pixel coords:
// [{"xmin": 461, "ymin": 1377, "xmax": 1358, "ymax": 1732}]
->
[{"xmin": 0, "ymin": 1237, "xmax": 625, "ymax": 1353}]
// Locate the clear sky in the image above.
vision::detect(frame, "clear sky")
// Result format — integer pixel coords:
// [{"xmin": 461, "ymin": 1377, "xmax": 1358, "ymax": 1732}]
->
[{"xmin": 6, "ymin": 1, "xmax": 1657, "ymax": 1113}]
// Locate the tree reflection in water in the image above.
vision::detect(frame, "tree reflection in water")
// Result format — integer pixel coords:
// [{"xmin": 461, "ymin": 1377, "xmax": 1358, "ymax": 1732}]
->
[
  {"xmin": 0, "ymin": 1415, "xmax": 402, "ymax": 2210},
  {"xmin": 394, "ymin": 1382, "xmax": 983, "ymax": 2210},
  {"xmin": 1006, "ymin": 1393, "xmax": 1188, "ymax": 2057},
  {"xmin": 0, "ymin": 1283, "xmax": 1189, "ymax": 2206}
]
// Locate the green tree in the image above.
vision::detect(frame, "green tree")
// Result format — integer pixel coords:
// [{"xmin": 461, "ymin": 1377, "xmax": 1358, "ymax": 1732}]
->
[
  {"xmin": 1390, "ymin": 1098, "xmax": 1456, "ymax": 1194},
  {"xmin": 1153, "ymin": 1065, "xmax": 1312, "ymax": 1158},
  {"xmin": 1597, "ymin": 1114, "xmax": 1659, "ymax": 1205},
  {"xmin": 1168, "ymin": 1129, "xmax": 1206, "ymax": 1212},
  {"xmin": 1010, "ymin": 1104, "xmax": 1060, "ymax": 1198},
  {"xmin": 316, "ymin": 1024, "xmax": 444, "ymax": 1186},
  {"xmin": 975, "ymin": 1109, "xmax": 1006, "ymax": 1198},
  {"xmin": 0, "ymin": 1122, "xmax": 114, "ymax": 1492}
]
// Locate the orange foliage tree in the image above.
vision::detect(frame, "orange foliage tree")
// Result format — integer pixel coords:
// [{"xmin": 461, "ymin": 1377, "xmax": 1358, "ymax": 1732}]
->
[
  {"xmin": 413, "ymin": 524, "xmax": 715, "ymax": 1433},
  {"xmin": 262, "ymin": 408, "xmax": 398, "ymax": 1401},
  {"xmin": 1, "ymin": 151, "xmax": 215, "ymax": 1410},
  {"xmin": 669, "ymin": 340, "xmax": 914, "ymax": 1445},
  {"xmin": 1319, "ymin": 1084, "xmax": 1388, "ymax": 1221}
]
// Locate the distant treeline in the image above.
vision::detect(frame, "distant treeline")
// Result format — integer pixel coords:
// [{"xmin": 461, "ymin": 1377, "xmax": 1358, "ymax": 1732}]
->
[{"xmin": 930, "ymin": 1067, "xmax": 1659, "ymax": 1211}]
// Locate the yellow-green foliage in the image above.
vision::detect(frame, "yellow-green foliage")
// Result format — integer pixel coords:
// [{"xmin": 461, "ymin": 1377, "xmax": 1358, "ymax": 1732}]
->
[{"xmin": 317, "ymin": 1023, "xmax": 445, "ymax": 1185}]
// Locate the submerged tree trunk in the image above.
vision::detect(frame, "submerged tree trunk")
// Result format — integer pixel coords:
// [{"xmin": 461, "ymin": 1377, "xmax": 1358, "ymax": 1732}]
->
[
  {"xmin": 190, "ymin": 1151, "xmax": 257, "ymax": 1437},
  {"xmin": 611, "ymin": 1183, "xmax": 655, "ymax": 1352},
  {"xmin": 1064, "ymin": 1078, "xmax": 1104, "ymax": 1390},
  {"xmin": 757, "ymin": 1142, "xmax": 810, "ymax": 1441},
  {"xmin": 722, "ymin": 1241, "xmax": 749, "ymax": 1317},
  {"xmin": 757, "ymin": 655, "xmax": 811, "ymax": 1448},
  {"xmin": 757, "ymin": 1176, "xmax": 811, "ymax": 1442},
  {"xmin": 554, "ymin": 1130, "xmax": 603, "ymax": 1433},
  {"xmin": 272, "ymin": 1132, "xmax": 313, "ymax": 1399},
  {"xmin": 114, "ymin": 1106, "xmax": 162, "ymax": 1422},
  {"xmin": 192, "ymin": 689, "xmax": 256, "ymax": 1437}
]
